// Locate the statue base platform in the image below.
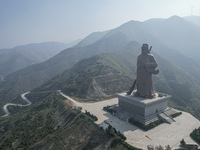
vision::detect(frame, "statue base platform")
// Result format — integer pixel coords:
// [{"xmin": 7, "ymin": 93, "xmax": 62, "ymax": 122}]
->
[{"xmin": 116, "ymin": 92, "xmax": 171, "ymax": 125}]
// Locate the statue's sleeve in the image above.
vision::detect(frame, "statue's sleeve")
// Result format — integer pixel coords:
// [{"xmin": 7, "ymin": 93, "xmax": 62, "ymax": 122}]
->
[{"xmin": 145, "ymin": 55, "xmax": 158, "ymax": 69}]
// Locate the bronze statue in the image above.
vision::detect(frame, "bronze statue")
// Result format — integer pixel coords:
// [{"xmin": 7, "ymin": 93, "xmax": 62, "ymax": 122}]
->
[{"xmin": 127, "ymin": 44, "xmax": 159, "ymax": 98}]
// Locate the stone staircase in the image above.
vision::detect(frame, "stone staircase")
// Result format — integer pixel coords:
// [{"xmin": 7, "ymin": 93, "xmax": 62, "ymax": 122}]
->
[
  {"xmin": 159, "ymin": 113, "xmax": 174, "ymax": 124},
  {"xmin": 158, "ymin": 107, "xmax": 178, "ymax": 124},
  {"xmin": 143, "ymin": 107, "xmax": 179, "ymax": 125},
  {"xmin": 164, "ymin": 107, "xmax": 178, "ymax": 116}
]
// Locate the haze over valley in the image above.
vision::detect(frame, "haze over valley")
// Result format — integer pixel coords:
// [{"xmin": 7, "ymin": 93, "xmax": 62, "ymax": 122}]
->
[{"xmin": 1, "ymin": 0, "xmax": 200, "ymax": 149}]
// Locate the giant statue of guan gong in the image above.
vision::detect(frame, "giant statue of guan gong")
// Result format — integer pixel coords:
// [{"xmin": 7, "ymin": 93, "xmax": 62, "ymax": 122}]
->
[{"xmin": 127, "ymin": 44, "xmax": 159, "ymax": 98}]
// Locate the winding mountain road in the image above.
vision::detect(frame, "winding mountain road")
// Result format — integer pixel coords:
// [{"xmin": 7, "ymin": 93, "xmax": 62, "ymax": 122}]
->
[{"xmin": 1, "ymin": 92, "xmax": 31, "ymax": 117}]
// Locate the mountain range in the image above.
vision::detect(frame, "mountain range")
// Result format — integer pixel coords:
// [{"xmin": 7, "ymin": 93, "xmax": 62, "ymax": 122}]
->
[
  {"xmin": 1, "ymin": 15, "xmax": 200, "ymax": 119},
  {"xmin": 1, "ymin": 15, "xmax": 200, "ymax": 149},
  {"xmin": 0, "ymin": 41, "xmax": 79, "ymax": 79}
]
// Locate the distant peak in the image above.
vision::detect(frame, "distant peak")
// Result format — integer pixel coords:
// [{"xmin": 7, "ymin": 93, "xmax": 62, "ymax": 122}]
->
[
  {"xmin": 169, "ymin": 15, "xmax": 181, "ymax": 18},
  {"xmin": 123, "ymin": 20, "xmax": 142, "ymax": 25},
  {"xmin": 117, "ymin": 20, "xmax": 143, "ymax": 29},
  {"xmin": 168, "ymin": 15, "xmax": 183, "ymax": 20},
  {"xmin": 165, "ymin": 15, "xmax": 186, "ymax": 23}
]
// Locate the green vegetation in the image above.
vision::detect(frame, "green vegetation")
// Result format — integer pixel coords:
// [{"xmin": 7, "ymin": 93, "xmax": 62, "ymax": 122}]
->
[
  {"xmin": 106, "ymin": 124, "xmax": 140, "ymax": 150},
  {"xmin": 180, "ymin": 139, "xmax": 186, "ymax": 147},
  {"xmin": 106, "ymin": 124, "xmax": 126, "ymax": 140},
  {"xmin": 103, "ymin": 105, "xmax": 117, "ymax": 114},
  {"xmin": 129, "ymin": 118, "xmax": 164, "ymax": 131},
  {"xmin": 153, "ymin": 145, "xmax": 172, "ymax": 150},
  {"xmin": 146, "ymin": 145, "xmax": 172, "ymax": 150},
  {"xmin": 179, "ymin": 139, "xmax": 198, "ymax": 150},
  {"xmin": 0, "ymin": 91, "xmax": 65, "ymax": 149},
  {"xmin": 0, "ymin": 91, "xmax": 141, "ymax": 150},
  {"xmin": 190, "ymin": 127, "xmax": 200, "ymax": 144},
  {"xmin": 85, "ymin": 110, "xmax": 98, "ymax": 121},
  {"xmin": 108, "ymin": 137, "xmax": 139, "ymax": 150},
  {"xmin": 171, "ymin": 112, "xmax": 182, "ymax": 118}
]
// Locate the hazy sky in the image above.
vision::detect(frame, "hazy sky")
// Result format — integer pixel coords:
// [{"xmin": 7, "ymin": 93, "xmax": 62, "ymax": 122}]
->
[{"xmin": 1, "ymin": 0, "xmax": 200, "ymax": 49}]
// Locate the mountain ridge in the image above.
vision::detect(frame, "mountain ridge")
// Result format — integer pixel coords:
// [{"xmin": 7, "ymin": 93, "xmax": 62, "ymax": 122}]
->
[{"xmin": 0, "ymin": 41, "xmax": 78, "ymax": 78}]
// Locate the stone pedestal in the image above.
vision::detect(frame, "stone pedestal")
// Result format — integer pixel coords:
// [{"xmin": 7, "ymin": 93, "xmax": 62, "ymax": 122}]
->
[{"xmin": 117, "ymin": 92, "xmax": 171, "ymax": 124}]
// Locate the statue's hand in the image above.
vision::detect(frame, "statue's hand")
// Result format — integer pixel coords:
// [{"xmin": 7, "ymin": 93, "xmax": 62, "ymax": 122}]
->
[{"xmin": 153, "ymin": 69, "xmax": 159, "ymax": 74}]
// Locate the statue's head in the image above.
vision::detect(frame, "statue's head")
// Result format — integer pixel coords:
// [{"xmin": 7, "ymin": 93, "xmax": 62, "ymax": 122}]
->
[{"xmin": 141, "ymin": 44, "xmax": 148, "ymax": 54}]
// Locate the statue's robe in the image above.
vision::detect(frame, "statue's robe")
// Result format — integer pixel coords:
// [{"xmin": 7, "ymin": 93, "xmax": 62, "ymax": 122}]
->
[{"xmin": 136, "ymin": 53, "xmax": 158, "ymax": 97}]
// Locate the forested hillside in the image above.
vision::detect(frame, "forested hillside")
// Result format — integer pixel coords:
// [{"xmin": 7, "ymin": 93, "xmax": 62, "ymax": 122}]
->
[{"xmin": 0, "ymin": 91, "xmax": 140, "ymax": 150}]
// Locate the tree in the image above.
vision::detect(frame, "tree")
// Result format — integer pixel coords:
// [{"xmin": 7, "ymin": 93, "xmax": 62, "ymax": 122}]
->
[
  {"xmin": 165, "ymin": 145, "xmax": 171, "ymax": 150},
  {"xmin": 155, "ymin": 145, "xmax": 164, "ymax": 150},
  {"xmin": 180, "ymin": 139, "xmax": 186, "ymax": 147}
]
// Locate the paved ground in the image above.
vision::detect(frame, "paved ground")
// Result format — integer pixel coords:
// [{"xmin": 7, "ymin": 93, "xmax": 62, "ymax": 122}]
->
[{"xmin": 59, "ymin": 91, "xmax": 200, "ymax": 150}]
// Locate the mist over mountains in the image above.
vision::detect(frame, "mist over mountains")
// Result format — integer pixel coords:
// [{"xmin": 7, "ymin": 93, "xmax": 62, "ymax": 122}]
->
[
  {"xmin": 0, "ymin": 41, "xmax": 79, "ymax": 78},
  {"xmin": 1, "ymin": 15, "xmax": 200, "ymax": 149},
  {"xmin": 145, "ymin": 16, "xmax": 200, "ymax": 62},
  {"xmin": 184, "ymin": 15, "xmax": 200, "ymax": 28},
  {"xmin": 1, "ymin": 15, "xmax": 200, "ymax": 118}
]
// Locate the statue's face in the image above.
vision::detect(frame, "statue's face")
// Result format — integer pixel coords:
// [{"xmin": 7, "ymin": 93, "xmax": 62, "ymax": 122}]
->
[{"xmin": 141, "ymin": 48, "xmax": 148, "ymax": 55}]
